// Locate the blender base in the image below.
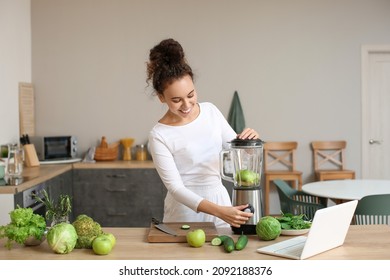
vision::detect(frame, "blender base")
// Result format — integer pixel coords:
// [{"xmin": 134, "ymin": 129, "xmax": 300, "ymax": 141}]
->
[{"xmin": 232, "ymin": 224, "xmax": 257, "ymax": 235}]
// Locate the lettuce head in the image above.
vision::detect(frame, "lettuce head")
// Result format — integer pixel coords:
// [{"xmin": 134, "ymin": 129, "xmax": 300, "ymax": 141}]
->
[
  {"xmin": 47, "ymin": 222, "xmax": 77, "ymax": 254},
  {"xmin": 256, "ymin": 216, "xmax": 281, "ymax": 241}
]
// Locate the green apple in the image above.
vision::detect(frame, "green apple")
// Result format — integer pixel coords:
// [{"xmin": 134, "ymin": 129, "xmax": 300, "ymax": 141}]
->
[
  {"xmin": 102, "ymin": 232, "xmax": 116, "ymax": 248},
  {"xmin": 186, "ymin": 229, "xmax": 206, "ymax": 248},
  {"xmin": 236, "ymin": 169, "xmax": 259, "ymax": 186},
  {"xmin": 92, "ymin": 235, "xmax": 113, "ymax": 255}
]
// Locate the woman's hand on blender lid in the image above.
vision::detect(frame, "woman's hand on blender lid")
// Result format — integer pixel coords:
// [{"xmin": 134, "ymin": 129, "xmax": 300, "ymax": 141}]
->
[{"xmin": 237, "ymin": 128, "xmax": 259, "ymax": 139}]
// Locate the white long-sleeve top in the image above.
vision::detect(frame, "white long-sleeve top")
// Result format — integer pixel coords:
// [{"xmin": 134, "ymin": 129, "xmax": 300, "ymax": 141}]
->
[{"xmin": 148, "ymin": 102, "xmax": 237, "ymax": 226}]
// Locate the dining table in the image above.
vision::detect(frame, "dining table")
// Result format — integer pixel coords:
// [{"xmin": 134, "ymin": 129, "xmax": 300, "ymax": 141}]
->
[{"xmin": 302, "ymin": 179, "xmax": 390, "ymax": 201}]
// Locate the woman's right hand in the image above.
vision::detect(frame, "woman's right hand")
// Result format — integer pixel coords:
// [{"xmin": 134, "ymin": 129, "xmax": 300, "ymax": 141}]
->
[
  {"xmin": 218, "ymin": 204, "xmax": 254, "ymax": 228},
  {"xmin": 197, "ymin": 200, "xmax": 254, "ymax": 228}
]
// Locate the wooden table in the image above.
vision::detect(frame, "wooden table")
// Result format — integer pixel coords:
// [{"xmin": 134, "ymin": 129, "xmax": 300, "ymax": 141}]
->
[
  {"xmin": 1, "ymin": 225, "xmax": 390, "ymax": 260},
  {"xmin": 302, "ymin": 179, "xmax": 390, "ymax": 201}
]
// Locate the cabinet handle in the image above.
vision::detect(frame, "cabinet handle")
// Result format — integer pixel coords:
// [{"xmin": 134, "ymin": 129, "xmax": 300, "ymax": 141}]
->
[
  {"xmin": 369, "ymin": 139, "xmax": 382, "ymax": 145},
  {"xmin": 107, "ymin": 212, "xmax": 127, "ymax": 216},
  {"xmin": 106, "ymin": 174, "xmax": 127, "ymax": 178},
  {"xmin": 105, "ymin": 187, "xmax": 126, "ymax": 192}
]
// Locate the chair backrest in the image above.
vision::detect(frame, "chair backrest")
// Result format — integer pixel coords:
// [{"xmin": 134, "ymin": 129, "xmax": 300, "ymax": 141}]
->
[
  {"xmin": 273, "ymin": 179, "xmax": 327, "ymax": 220},
  {"xmin": 264, "ymin": 142, "xmax": 298, "ymax": 172},
  {"xmin": 311, "ymin": 141, "xmax": 348, "ymax": 171},
  {"xmin": 354, "ymin": 194, "xmax": 390, "ymax": 225}
]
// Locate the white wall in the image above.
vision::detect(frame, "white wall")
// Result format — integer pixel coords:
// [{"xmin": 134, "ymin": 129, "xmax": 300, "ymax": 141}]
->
[
  {"xmin": 3, "ymin": 0, "xmax": 390, "ymax": 214},
  {"xmin": 0, "ymin": 0, "xmax": 31, "ymax": 146}
]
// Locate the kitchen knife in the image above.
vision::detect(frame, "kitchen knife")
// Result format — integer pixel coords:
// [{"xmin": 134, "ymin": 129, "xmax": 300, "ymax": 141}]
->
[{"xmin": 151, "ymin": 217, "xmax": 177, "ymax": 236}]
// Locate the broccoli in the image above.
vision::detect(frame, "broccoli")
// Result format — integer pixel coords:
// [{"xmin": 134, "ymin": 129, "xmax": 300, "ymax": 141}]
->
[{"xmin": 72, "ymin": 215, "xmax": 102, "ymax": 249}]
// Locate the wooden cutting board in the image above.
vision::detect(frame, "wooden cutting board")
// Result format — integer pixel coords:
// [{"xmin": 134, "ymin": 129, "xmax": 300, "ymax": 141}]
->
[{"xmin": 147, "ymin": 222, "xmax": 219, "ymax": 243}]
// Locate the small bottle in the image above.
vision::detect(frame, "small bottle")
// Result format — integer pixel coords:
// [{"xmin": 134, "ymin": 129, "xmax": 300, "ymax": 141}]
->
[{"xmin": 136, "ymin": 144, "xmax": 147, "ymax": 161}]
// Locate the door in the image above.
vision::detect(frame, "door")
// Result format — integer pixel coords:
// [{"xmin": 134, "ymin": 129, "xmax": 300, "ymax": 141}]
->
[{"xmin": 361, "ymin": 45, "xmax": 390, "ymax": 179}]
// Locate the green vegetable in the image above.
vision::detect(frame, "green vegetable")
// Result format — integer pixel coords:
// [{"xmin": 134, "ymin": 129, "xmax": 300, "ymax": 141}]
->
[
  {"xmin": 33, "ymin": 190, "xmax": 72, "ymax": 226},
  {"xmin": 72, "ymin": 214, "xmax": 103, "ymax": 249},
  {"xmin": 0, "ymin": 206, "xmax": 46, "ymax": 249},
  {"xmin": 47, "ymin": 222, "xmax": 78, "ymax": 254},
  {"xmin": 181, "ymin": 224, "xmax": 190, "ymax": 230},
  {"xmin": 211, "ymin": 237, "xmax": 222, "ymax": 246},
  {"xmin": 276, "ymin": 213, "xmax": 312, "ymax": 230},
  {"xmin": 223, "ymin": 236, "xmax": 235, "ymax": 253},
  {"xmin": 235, "ymin": 234, "xmax": 248, "ymax": 250},
  {"xmin": 211, "ymin": 235, "xmax": 229, "ymax": 246},
  {"xmin": 256, "ymin": 216, "xmax": 281, "ymax": 241},
  {"xmin": 235, "ymin": 170, "xmax": 260, "ymax": 186},
  {"xmin": 217, "ymin": 235, "xmax": 230, "ymax": 243}
]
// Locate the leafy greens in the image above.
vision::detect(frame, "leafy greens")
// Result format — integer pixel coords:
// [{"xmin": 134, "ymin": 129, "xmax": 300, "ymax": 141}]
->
[
  {"xmin": 276, "ymin": 212, "xmax": 312, "ymax": 230},
  {"xmin": 0, "ymin": 206, "xmax": 46, "ymax": 249}
]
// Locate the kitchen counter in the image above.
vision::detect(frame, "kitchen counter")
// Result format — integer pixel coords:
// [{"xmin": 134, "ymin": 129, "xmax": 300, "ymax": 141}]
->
[
  {"xmin": 1, "ymin": 225, "xmax": 390, "ymax": 260},
  {"xmin": 0, "ymin": 164, "xmax": 72, "ymax": 194},
  {"xmin": 0, "ymin": 160, "xmax": 162, "ymax": 227},
  {"xmin": 73, "ymin": 160, "xmax": 155, "ymax": 169},
  {"xmin": 0, "ymin": 160, "xmax": 156, "ymax": 195}
]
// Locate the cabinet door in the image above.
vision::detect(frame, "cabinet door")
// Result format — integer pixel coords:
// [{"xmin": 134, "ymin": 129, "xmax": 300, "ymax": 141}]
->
[{"xmin": 73, "ymin": 169, "xmax": 166, "ymax": 227}]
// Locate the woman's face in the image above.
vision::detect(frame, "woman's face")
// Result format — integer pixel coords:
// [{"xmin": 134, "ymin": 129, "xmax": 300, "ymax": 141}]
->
[{"xmin": 159, "ymin": 75, "xmax": 199, "ymax": 123}]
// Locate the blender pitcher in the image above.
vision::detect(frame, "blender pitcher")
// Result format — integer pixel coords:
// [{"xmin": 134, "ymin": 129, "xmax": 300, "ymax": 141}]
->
[
  {"xmin": 220, "ymin": 138, "xmax": 264, "ymax": 188},
  {"xmin": 220, "ymin": 138, "xmax": 264, "ymax": 234}
]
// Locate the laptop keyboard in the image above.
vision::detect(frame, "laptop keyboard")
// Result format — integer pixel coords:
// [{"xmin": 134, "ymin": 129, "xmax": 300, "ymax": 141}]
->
[
  {"xmin": 257, "ymin": 236, "xmax": 307, "ymax": 258},
  {"xmin": 275, "ymin": 242, "xmax": 305, "ymax": 257}
]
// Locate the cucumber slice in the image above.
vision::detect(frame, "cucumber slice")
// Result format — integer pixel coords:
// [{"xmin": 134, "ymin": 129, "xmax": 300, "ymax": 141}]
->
[
  {"xmin": 211, "ymin": 237, "xmax": 223, "ymax": 246},
  {"xmin": 181, "ymin": 224, "xmax": 191, "ymax": 230}
]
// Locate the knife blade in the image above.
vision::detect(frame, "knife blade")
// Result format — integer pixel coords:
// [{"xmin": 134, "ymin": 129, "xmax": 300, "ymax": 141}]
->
[{"xmin": 152, "ymin": 217, "xmax": 177, "ymax": 236}]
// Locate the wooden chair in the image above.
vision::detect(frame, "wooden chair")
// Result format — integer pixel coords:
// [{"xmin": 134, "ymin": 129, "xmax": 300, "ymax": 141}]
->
[
  {"xmin": 354, "ymin": 194, "xmax": 390, "ymax": 225},
  {"xmin": 263, "ymin": 141, "xmax": 303, "ymax": 215},
  {"xmin": 273, "ymin": 179, "xmax": 327, "ymax": 220},
  {"xmin": 311, "ymin": 141, "xmax": 355, "ymax": 181}
]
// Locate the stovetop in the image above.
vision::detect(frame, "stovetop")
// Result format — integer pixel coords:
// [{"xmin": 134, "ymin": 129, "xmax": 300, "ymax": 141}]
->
[{"xmin": 0, "ymin": 176, "xmax": 37, "ymax": 187}]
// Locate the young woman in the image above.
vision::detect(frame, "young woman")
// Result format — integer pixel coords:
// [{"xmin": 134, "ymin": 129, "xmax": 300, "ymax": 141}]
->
[{"xmin": 147, "ymin": 38, "xmax": 260, "ymax": 228}]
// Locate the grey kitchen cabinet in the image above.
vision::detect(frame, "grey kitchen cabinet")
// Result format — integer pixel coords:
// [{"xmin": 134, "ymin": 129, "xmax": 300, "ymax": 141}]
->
[{"xmin": 72, "ymin": 168, "xmax": 166, "ymax": 227}]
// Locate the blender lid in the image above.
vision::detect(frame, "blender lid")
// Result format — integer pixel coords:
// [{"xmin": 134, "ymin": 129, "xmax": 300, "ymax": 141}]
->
[{"xmin": 229, "ymin": 138, "xmax": 264, "ymax": 147}]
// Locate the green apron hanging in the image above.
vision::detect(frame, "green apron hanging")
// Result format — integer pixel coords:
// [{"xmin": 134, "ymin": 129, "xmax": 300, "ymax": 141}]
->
[{"xmin": 227, "ymin": 91, "xmax": 246, "ymax": 134}]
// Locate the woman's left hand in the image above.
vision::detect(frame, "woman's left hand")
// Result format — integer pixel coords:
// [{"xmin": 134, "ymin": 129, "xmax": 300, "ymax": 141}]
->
[{"xmin": 237, "ymin": 128, "xmax": 259, "ymax": 139}]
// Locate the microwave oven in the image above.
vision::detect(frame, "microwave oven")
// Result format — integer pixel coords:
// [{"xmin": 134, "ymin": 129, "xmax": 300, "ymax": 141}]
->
[{"xmin": 29, "ymin": 136, "xmax": 78, "ymax": 161}]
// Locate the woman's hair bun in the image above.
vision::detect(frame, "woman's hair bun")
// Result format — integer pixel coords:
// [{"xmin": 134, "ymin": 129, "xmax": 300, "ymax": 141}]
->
[
  {"xmin": 157, "ymin": 38, "xmax": 185, "ymax": 65},
  {"xmin": 147, "ymin": 38, "xmax": 193, "ymax": 94}
]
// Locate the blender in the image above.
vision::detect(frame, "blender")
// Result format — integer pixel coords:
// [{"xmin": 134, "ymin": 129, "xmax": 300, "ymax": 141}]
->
[{"xmin": 220, "ymin": 138, "xmax": 264, "ymax": 234}]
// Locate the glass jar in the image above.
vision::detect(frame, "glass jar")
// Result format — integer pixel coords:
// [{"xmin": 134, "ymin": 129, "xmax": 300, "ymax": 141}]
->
[
  {"xmin": 6, "ymin": 143, "xmax": 24, "ymax": 178},
  {"xmin": 51, "ymin": 214, "xmax": 70, "ymax": 227},
  {"xmin": 136, "ymin": 145, "xmax": 147, "ymax": 161}
]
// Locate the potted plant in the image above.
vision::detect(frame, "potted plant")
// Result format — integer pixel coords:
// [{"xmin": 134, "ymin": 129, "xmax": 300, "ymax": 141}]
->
[{"xmin": 33, "ymin": 190, "xmax": 72, "ymax": 226}]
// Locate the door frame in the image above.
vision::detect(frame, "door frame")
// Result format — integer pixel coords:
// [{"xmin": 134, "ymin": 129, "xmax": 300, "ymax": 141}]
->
[{"xmin": 361, "ymin": 45, "xmax": 390, "ymax": 178}]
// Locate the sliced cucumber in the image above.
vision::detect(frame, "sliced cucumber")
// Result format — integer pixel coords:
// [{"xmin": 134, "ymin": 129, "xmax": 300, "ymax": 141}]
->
[
  {"xmin": 216, "ymin": 235, "xmax": 230, "ymax": 243},
  {"xmin": 181, "ymin": 224, "xmax": 191, "ymax": 230},
  {"xmin": 211, "ymin": 237, "xmax": 223, "ymax": 246}
]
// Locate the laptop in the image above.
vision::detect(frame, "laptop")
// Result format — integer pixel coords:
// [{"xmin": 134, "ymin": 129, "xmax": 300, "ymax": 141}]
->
[{"xmin": 256, "ymin": 200, "xmax": 358, "ymax": 260}]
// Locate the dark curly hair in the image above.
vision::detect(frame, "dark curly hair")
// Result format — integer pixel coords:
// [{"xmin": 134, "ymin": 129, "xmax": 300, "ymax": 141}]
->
[{"xmin": 146, "ymin": 38, "xmax": 194, "ymax": 94}]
